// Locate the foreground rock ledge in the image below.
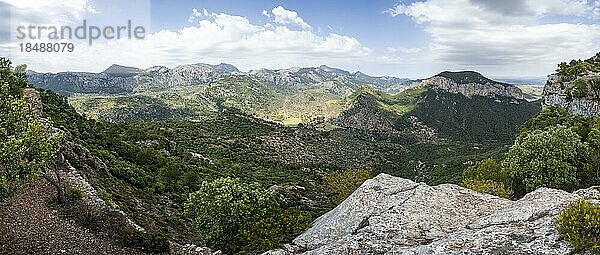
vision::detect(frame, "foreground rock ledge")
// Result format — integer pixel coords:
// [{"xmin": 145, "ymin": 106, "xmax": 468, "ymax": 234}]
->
[{"xmin": 265, "ymin": 173, "xmax": 600, "ymax": 255}]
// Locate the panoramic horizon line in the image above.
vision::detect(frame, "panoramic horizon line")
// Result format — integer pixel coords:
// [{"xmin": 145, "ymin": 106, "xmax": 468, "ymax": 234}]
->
[{"xmin": 25, "ymin": 62, "xmax": 549, "ymax": 81}]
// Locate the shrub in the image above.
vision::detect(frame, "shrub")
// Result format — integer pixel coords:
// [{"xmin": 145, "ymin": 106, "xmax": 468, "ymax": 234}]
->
[
  {"xmin": 123, "ymin": 230, "xmax": 170, "ymax": 253},
  {"xmin": 573, "ymin": 79, "xmax": 589, "ymax": 99},
  {"xmin": 99, "ymin": 189, "xmax": 113, "ymax": 206},
  {"xmin": 557, "ymin": 199, "xmax": 600, "ymax": 253},
  {"xmin": 66, "ymin": 188, "xmax": 84, "ymax": 201},
  {"xmin": 461, "ymin": 179, "xmax": 512, "ymax": 199},
  {"xmin": 462, "ymin": 159, "xmax": 509, "ymax": 185},
  {"xmin": 184, "ymin": 177, "xmax": 280, "ymax": 254},
  {"xmin": 503, "ymin": 126, "xmax": 582, "ymax": 197},
  {"xmin": 461, "ymin": 159, "xmax": 512, "ymax": 198},
  {"xmin": 323, "ymin": 169, "xmax": 373, "ymax": 205},
  {"xmin": 0, "ymin": 58, "xmax": 60, "ymax": 200}
]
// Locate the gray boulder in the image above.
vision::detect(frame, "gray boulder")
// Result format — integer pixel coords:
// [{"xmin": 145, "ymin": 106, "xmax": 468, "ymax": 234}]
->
[{"xmin": 265, "ymin": 173, "xmax": 596, "ymax": 255}]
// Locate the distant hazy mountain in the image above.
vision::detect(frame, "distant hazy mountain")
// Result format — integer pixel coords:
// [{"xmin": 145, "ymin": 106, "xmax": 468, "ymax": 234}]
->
[
  {"xmin": 496, "ymin": 77, "xmax": 547, "ymax": 87},
  {"xmin": 28, "ymin": 63, "xmax": 418, "ymax": 124},
  {"xmin": 28, "ymin": 63, "xmax": 413, "ymax": 96},
  {"xmin": 25, "ymin": 70, "xmax": 135, "ymax": 96}
]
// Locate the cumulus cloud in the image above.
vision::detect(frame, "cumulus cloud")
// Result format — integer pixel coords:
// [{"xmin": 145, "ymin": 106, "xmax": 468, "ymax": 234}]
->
[
  {"xmin": 3, "ymin": 7, "xmax": 373, "ymax": 73},
  {"xmin": 188, "ymin": 8, "xmax": 209, "ymax": 23},
  {"xmin": 270, "ymin": 6, "xmax": 311, "ymax": 30},
  {"xmin": 386, "ymin": 0, "xmax": 600, "ymax": 76}
]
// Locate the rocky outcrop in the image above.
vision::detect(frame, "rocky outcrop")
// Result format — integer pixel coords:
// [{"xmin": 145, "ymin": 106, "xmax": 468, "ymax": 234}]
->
[
  {"xmin": 170, "ymin": 243, "xmax": 223, "ymax": 255},
  {"xmin": 422, "ymin": 71, "xmax": 524, "ymax": 100},
  {"xmin": 59, "ymin": 141, "xmax": 145, "ymax": 232},
  {"xmin": 543, "ymin": 73, "xmax": 600, "ymax": 117},
  {"xmin": 265, "ymin": 174, "xmax": 598, "ymax": 255},
  {"xmin": 23, "ymin": 87, "xmax": 43, "ymax": 114}
]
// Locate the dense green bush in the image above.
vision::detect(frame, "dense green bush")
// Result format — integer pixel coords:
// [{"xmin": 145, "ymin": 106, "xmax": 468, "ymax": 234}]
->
[
  {"xmin": 573, "ymin": 79, "xmax": 590, "ymax": 99},
  {"xmin": 323, "ymin": 169, "xmax": 373, "ymax": 205},
  {"xmin": 462, "ymin": 159, "xmax": 509, "ymax": 185},
  {"xmin": 506, "ymin": 107, "xmax": 600, "ymax": 197},
  {"xmin": 461, "ymin": 158, "xmax": 512, "ymax": 198},
  {"xmin": 557, "ymin": 199, "xmax": 600, "ymax": 253},
  {"xmin": 184, "ymin": 177, "xmax": 310, "ymax": 254},
  {"xmin": 556, "ymin": 52, "xmax": 600, "ymax": 81},
  {"xmin": 503, "ymin": 126, "xmax": 582, "ymax": 196},
  {"xmin": 0, "ymin": 58, "xmax": 60, "ymax": 199},
  {"xmin": 461, "ymin": 179, "xmax": 511, "ymax": 199}
]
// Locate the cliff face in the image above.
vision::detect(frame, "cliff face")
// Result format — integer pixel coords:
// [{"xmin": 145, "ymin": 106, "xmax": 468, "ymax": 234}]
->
[
  {"xmin": 265, "ymin": 174, "xmax": 599, "ymax": 255},
  {"xmin": 543, "ymin": 73, "xmax": 600, "ymax": 117},
  {"xmin": 421, "ymin": 71, "xmax": 524, "ymax": 100}
]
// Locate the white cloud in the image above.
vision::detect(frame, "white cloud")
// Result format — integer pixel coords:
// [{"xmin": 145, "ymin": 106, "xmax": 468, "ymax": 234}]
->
[
  {"xmin": 386, "ymin": 47, "xmax": 421, "ymax": 54},
  {"xmin": 3, "ymin": 8, "xmax": 374, "ymax": 74},
  {"xmin": 262, "ymin": 9, "xmax": 271, "ymax": 18},
  {"xmin": 271, "ymin": 6, "xmax": 311, "ymax": 30},
  {"xmin": 386, "ymin": 0, "xmax": 600, "ymax": 76},
  {"xmin": 2, "ymin": 0, "xmax": 98, "ymax": 25},
  {"xmin": 188, "ymin": 8, "xmax": 209, "ymax": 23},
  {"xmin": 85, "ymin": 5, "xmax": 98, "ymax": 14}
]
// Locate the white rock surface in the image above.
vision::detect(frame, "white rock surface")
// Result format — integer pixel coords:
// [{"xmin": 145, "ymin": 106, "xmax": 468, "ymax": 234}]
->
[
  {"xmin": 543, "ymin": 73, "xmax": 600, "ymax": 117},
  {"xmin": 265, "ymin": 174, "xmax": 595, "ymax": 255},
  {"xmin": 422, "ymin": 76, "xmax": 524, "ymax": 100}
]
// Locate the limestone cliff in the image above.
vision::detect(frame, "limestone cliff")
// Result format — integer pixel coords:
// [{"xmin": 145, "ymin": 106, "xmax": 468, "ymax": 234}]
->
[
  {"xmin": 422, "ymin": 71, "xmax": 524, "ymax": 100},
  {"xmin": 542, "ymin": 52, "xmax": 600, "ymax": 117},
  {"xmin": 543, "ymin": 72, "xmax": 600, "ymax": 117},
  {"xmin": 265, "ymin": 173, "xmax": 599, "ymax": 255}
]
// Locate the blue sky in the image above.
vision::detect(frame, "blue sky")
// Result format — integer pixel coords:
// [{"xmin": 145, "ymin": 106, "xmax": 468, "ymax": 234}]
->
[
  {"xmin": 2, "ymin": 0, "xmax": 600, "ymax": 78},
  {"xmin": 148, "ymin": 0, "xmax": 429, "ymax": 50}
]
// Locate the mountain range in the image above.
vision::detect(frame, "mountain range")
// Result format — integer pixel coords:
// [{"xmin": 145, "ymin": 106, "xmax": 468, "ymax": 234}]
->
[
  {"xmin": 26, "ymin": 64, "xmax": 540, "ymax": 133},
  {"xmin": 27, "ymin": 64, "xmax": 421, "ymax": 125}
]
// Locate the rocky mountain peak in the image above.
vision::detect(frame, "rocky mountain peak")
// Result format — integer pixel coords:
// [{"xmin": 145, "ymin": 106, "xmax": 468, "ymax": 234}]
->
[
  {"xmin": 436, "ymin": 71, "xmax": 505, "ymax": 86},
  {"xmin": 422, "ymin": 71, "xmax": 524, "ymax": 99},
  {"xmin": 213, "ymin": 63, "xmax": 239, "ymax": 73},
  {"xmin": 317, "ymin": 65, "xmax": 351, "ymax": 76},
  {"xmin": 144, "ymin": 65, "xmax": 170, "ymax": 73},
  {"xmin": 265, "ymin": 173, "xmax": 599, "ymax": 255},
  {"xmin": 101, "ymin": 64, "xmax": 141, "ymax": 75}
]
